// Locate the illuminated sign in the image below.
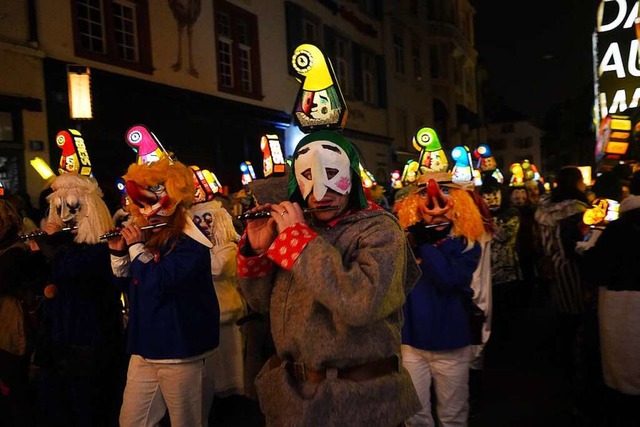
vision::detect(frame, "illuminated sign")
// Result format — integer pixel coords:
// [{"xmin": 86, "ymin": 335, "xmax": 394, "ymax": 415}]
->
[
  {"xmin": 594, "ymin": 0, "xmax": 640, "ymax": 122},
  {"xmin": 240, "ymin": 161, "xmax": 256, "ymax": 186}
]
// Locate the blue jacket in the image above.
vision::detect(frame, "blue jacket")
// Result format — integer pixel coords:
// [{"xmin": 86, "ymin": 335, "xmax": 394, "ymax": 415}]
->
[
  {"xmin": 402, "ymin": 237, "xmax": 480, "ymax": 351},
  {"xmin": 114, "ymin": 234, "xmax": 220, "ymax": 359}
]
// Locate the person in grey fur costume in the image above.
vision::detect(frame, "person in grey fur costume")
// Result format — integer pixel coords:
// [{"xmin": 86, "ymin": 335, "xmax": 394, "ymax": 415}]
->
[{"xmin": 237, "ymin": 130, "xmax": 422, "ymax": 426}]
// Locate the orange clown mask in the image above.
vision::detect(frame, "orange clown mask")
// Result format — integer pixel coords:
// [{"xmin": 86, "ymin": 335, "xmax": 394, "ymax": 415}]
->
[{"xmin": 123, "ymin": 157, "xmax": 195, "ymax": 223}]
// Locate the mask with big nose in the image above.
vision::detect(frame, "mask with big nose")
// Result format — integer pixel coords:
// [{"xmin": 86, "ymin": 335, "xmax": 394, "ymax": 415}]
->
[{"xmin": 418, "ymin": 178, "xmax": 453, "ymax": 225}]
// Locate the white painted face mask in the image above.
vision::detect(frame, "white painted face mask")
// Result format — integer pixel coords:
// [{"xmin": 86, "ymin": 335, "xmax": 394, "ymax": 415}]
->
[{"xmin": 294, "ymin": 140, "xmax": 351, "ymax": 202}]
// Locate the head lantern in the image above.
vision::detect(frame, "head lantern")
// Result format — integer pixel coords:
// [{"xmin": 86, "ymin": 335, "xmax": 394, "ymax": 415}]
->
[
  {"xmin": 413, "ymin": 127, "xmax": 448, "ymax": 174},
  {"xmin": 122, "ymin": 125, "xmax": 194, "ymax": 223},
  {"xmin": 291, "ymin": 43, "xmax": 348, "ymax": 133},
  {"xmin": 288, "ymin": 130, "xmax": 367, "ymax": 209}
]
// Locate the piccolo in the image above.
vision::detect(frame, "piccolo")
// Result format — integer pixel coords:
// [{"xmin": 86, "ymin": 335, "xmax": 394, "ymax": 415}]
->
[
  {"xmin": 19, "ymin": 226, "xmax": 77, "ymax": 241},
  {"xmin": 99, "ymin": 223, "xmax": 168, "ymax": 240},
  {"xmin": 422, "ymin": 222, "xmax": 452, "ymax": 229},
  {"xmin": 237, "ymin": 206, "xmax": 339, "ymax": 220}
]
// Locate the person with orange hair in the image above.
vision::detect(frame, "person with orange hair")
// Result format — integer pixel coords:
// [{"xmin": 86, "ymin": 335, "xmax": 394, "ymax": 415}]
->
[
  {"xmin": 394, "ymin": 171, "xmax": 485, "ymax": 427},
  {"xmin": 107, "ymin": 156, "xmax": 220, "ymax": 427}
]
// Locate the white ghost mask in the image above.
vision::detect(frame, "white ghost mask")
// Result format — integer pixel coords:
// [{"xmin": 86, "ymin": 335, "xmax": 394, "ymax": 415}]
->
[{"xmin": 294, "ymin": 140, "xmax": 352, "ymax": 202}]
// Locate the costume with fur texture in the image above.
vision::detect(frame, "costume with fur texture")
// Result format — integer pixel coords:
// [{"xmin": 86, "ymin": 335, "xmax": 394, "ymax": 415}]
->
[{"xmin": 34, "ymin": 171, "xmax": 123, "ymax": 427}]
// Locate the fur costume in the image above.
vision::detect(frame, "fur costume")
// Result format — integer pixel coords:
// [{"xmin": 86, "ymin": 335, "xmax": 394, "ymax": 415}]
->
[{"xmin": 46, "ymin": 173, "xmax": 113, "ymax": 244}]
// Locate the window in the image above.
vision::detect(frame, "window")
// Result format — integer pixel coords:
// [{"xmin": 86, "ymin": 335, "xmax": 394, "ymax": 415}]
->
[
  {"xmin": 71, "ymin": 0, "xmax": 152, "ymax": 73},
  {"xmin": 412, "ymin": 44, "xmax": 422, "ymax": 81},
  {"xmin": 362, "ymin": 51, "xmax": 378, "ymax": 104},
  {"xmin": 215, "ymin": 0, "xmax": 262, "ymax": 99},
  {"xmin": 393, "ymin": 33, "xmax": 404, "ymax": 74},
  {"xmin": 302, "ymin": 16, "xmax": 319, "ymax": 43}
]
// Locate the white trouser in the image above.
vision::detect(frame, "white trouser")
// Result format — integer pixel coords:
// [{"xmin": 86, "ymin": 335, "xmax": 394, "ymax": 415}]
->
[
  {"xmin": 402, "ymin": 344, "xmax": 472, "ymax": 427},
  {"xmin": 119, "ymin": 353, "xmax": 216, "ymax": 427}
]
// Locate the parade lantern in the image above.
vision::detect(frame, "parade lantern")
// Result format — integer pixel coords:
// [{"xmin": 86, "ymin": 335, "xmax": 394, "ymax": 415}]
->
[
  {"xmin": 260, "ymin": 134, "xmax": 286, "ymax": 178},
  {"xmin": 0, "ymin": 181, "xmax": 4, "ymax": 197},
  {"xmin": 30, "ymin": 157, "xmax": 56, "ymax": 181},
  {"xmin": 450, "ymin": 145, "xmax": 474, "ymax": 184},
  {"xmin": 125, "ymin": 124, "xmax": 173, "ymax": 165},
  {"xmin": 359, "ymin": 163, "xmax": 376, "ymax": 189},
  {"xmin": 191, "ymin": 165, "xmax": 218, "ymax": 204},
  {"xmin": 473, "ymin": 143, "xmax": 504, "ymax": 184},
  {"xmin": 67, "ymin": 65, "xmax": 92, "ymax": 120},
  {"xmin": 509, "ymin": 162, "xmax": 525, "ymax": 187},
  {"xmin": 390, "ymin": 170, "xmax": 402, "ymax": 189},
  {"xmin": 291, "ymin": 43, "xmax": 348, "ymax": 133},
  {"xmin": 240, "ymin": 161, "xmax": 256, "ymax": 186},
  {"xmin": 56, "ymin": 129, "xmax": 93, "ymax": 176},
  {"xmin": 401, "ymin": 159, "xmax": 420, "ymax": 186},
  {"xmin": 583, "ymin": 197, "xmax": 620, "ymax": 228},
  {"xmin": 595, "ymin": 114, "xmax": 631, "ymax": 163},
  {"xmin": 412, "ymin": 127, "xmax": 448, "ymax": 174}
]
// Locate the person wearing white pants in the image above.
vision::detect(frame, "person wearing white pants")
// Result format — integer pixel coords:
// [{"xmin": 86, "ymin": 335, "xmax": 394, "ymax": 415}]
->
[
  {"xmin": 119, "ymin": 353, "xmax": 216, "ymax": 427},
  {"xmin": 402, "ymin": 345, "xmax": 472, "ymax": 427},
  {"xmin": 393, "ymin": 169, "xmax": 485, "ymax": 427}
]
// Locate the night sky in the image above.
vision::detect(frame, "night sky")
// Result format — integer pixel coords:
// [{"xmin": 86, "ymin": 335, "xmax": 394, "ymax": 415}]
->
[{"xmin": 471, "ymin": 0, "xmax": 600, "ymax": 121}]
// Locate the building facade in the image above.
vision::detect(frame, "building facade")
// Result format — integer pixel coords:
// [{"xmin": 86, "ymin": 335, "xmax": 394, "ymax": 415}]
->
[
  {"xmin": 0, "ymin": 0, "xmax": 478, "ymax": 208},
  {"xmin": 486, "ymin": 119, "xmax": 543, "ymax": 181}
]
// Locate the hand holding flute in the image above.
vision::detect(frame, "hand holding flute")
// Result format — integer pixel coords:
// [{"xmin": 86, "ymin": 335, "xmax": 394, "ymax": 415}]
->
[
  {"xmin": 243, "ymin": 201, "xmax": 308, "ymax": 255},
  {"xmin": 104, "ymin": 223, "xmax": 167, "ymax": 253}
]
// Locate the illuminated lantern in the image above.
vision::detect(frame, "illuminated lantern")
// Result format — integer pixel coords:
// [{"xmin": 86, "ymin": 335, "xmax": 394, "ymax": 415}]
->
[
  {"xmin": 291, "ymin": 43, "xmax": 348, "ymax": 133},
  {"xmin": 412, "ymin": 127, "xmax": 448, "ymax": 173},
  {"xmin": 0, "ymin": 181, "xmax": 4, "ymax": 197},
  {"xmin": 240, "ymin": 161, "xmax": 256, "ymax": 186},
  {"xmin": 125, "ymin": 125, "xmax": 172, "ymax": 165},
  {"xmin": 473, "ymin": 143, "xmax": 504, "ymax": 183},
  {"xmin": 67, "ymin": 66, "xmax": 92, "ymax": 120},
  {"xmin": 583, "ymin": 197, "xmax": 620, "ymax": 226},
  {"xmin": 450, "ymin": 145, "xmax": 474, "ymax": 184},
  {"xmin": 359, "ymin": 163, "xmax": 376, "ymax": 189},
  {"xmin": 509, "ymin": 163, "xmax": 525, "ymax": 187},
  {"xmin": 56, "ymin": 129, "xmax": 92, "ymax": 176},
  {"xmin": 401, "ymin": 160, "xmax": 420, "ymax": 186},
  {"xmin": 390, "ymin": 170, "xmax": 403, "ymax": 189},
  {"xmin": 596, "ymin": 115, "xmax": 630, "ymax": 163},
  {"xmin": 191, "ymin": 165, "xmax": 216, "ymax": 204},
  {"xmin": 30, "ymin": 157, "xmax": 56, "ymax": 181},
  {"xmin": 260, "ymin": 134, "xmax": 286, "ymax": 178}
]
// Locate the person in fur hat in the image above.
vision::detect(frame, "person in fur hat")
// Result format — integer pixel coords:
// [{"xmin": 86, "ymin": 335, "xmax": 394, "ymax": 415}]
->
[
  {"xmin": 394, "ymin": 170, "xmax": 485, "ymax": 427},
  {"xmin": 32, "ymin": 170, "xmax": 125, "ymax": 427},
  {"xmin": 107, "ymin": 155, "xmax": 220, "ymax": 427},
  {"xmin": 237, "ymin": 129, "xmax": 421, "ymax": 426}
]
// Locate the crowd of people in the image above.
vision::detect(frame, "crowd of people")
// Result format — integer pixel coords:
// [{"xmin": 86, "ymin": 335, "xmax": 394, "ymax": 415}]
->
[{"xmin": 2, "ymin": 135, "xmax": 640, "ymax": 427}]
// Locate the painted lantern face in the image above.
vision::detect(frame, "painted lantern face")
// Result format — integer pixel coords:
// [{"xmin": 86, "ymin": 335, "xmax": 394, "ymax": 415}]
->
[{"xmin": 294, "ymin": 140, "xmax": 351, "ymax": 202}]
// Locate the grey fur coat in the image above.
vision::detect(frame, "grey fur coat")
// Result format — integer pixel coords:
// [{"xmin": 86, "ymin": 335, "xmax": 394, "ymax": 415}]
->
[{"xmin": 239, "ymin": 208, "xmax": 422, "ymax": 426}]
